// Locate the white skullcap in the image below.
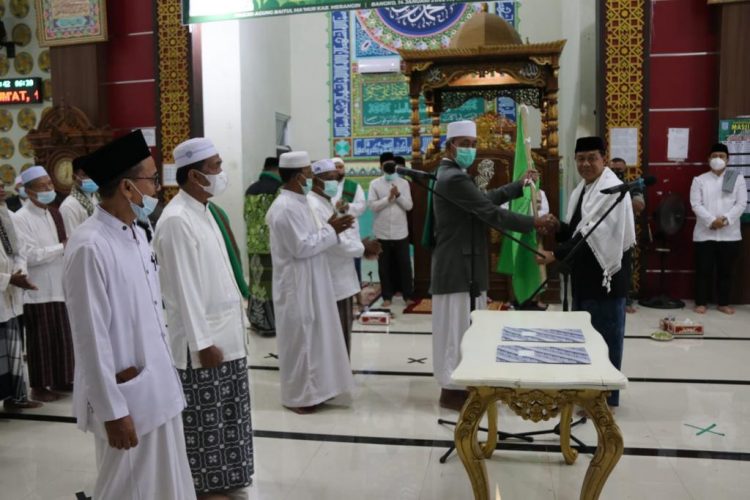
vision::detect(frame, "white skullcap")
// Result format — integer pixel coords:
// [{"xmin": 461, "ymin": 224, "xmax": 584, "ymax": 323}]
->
[
  {"xmin": 14, "ymin": 175, "xmax": 23, "ymax": 186},
  {"xmin": 332, "ymin": 157, "xmax": 345, "ymax": 166},
  {"xmin": 21, "ymin": 166, "xmax": 49, "ymax": 185},
  {"xmin": 279, "ymin": 151, "xmax": 310, "ymax": 169},
  {"xmin": 446, "ymin": 120, "xmax": 477, "ymax": 140},
  {"xmin": 173, "ymin": 138, "xmax": 218, "ymax": 168},
  {"xmin": 312, "ymin": 159, "xmax": 336, "ymax": 175}
]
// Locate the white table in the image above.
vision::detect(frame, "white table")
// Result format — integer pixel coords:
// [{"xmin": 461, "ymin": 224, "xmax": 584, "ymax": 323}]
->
[{"xmin": 451, "ymin": 311, "xmax": 628, "ymax": 500}]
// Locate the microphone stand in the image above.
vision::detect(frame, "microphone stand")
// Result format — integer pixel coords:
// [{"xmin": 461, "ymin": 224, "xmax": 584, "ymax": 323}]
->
[{"xmin": 408, "ymin": 172, "xmax": 547, "ymax": 459}]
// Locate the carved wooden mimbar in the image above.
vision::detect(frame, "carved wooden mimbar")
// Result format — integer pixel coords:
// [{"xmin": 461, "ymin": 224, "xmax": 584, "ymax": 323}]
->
[{"xmin": 399, "ymin": 9, "xmax": 565, "ymax": 301}]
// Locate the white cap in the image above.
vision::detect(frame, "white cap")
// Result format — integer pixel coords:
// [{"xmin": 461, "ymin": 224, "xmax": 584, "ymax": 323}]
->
[
  {"xmin": 21, "ymin": 166, "xmax": 49, "ymax": 185},
  {"xmin": 446, "ymin": 120, "xmax": 477, "ymax": 140},
  {"xmin": 332, "ymin": 157, "xmax": 345, "ymax": 166},
  {"xmin": 312, "ymin": 159, "xmax": 336, "ymax": 175},
  {"xmin": 173, "ymin": 138, "xmax": 218, "ymax": 168},
  {"xmin": 14, "ymin": 175, "xmax": 22, "ymax": 187},
  {"xmin": 279, "ymin": 151, "xmax": 310, "ymax": 169}
]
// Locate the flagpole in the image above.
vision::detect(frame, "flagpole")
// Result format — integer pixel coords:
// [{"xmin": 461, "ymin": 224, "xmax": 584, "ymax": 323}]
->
[{"xmin": 519, "ymin": 105, "xmax": 548, "ymax": 295}]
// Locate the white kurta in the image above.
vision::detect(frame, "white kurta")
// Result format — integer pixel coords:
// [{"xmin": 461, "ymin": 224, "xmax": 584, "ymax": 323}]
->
[
  {"xmin": 13, "ymin": 203, "xmax": 64, "ymax": 304},
  {"xmin": 64, "ymin": 207, "xmax": 191, "ymax": 499},
  {"xmin": 0, "ymin": 209, "xmax": 27, "ymax": 323},
  {"xmin": 59, "ymin": 191, "xmax": 99, "ymax": 237},
  {"xmin": 307, "ymin": 192, "xmax": 363, "ymax": 301},
  {"xmin": 266, "ymin": 189, "xmax": 355, "ymax": 407},
  {"xmin": 690, "ymin": 170, "xmax": 747, "ymax": 242},
  {"xmin": 154, "ymin": 191, "xmax": 247, "ymax": 369},
  {"xmin": 432, "ymin": 292, "xmax": 487, "ymax": 389}
]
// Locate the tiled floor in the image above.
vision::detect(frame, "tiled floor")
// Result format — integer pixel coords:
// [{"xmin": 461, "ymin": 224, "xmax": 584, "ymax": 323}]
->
[{"xmin": 1, "ymin": 299, "xmax": 749, "ymax": 499}]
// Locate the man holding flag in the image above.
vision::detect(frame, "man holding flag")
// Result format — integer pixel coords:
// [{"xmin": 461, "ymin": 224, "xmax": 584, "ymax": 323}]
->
[{"xmin": 427, "ymin": 120, "xmax": 558, "ymax": 411}]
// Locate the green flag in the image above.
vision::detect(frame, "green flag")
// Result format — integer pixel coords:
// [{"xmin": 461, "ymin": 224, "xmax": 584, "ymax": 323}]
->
[{"xmin": 496, "ymin": 111, "xmax": 542, "ymax": 304}]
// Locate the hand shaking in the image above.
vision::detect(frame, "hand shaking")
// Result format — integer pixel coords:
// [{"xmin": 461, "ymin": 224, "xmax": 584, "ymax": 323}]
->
[{"xmin": 533, "ymin": 214, "xmax": 559, "ymax": 235}]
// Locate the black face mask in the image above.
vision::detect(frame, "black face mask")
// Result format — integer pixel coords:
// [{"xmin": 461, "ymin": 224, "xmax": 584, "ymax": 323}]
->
[
  {"xmin": 614, "ymin": 170, "xmax": 625, "ymax": 180},
  {"xmin": 382, "ymin": 162, "xmax": 396, "ymax": 175}
]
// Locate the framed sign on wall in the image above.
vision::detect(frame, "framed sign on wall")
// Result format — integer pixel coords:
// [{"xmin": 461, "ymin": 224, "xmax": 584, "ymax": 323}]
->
[{"xmin": 35, "ymin": 0, "xmax": 108, "ymax": 47}]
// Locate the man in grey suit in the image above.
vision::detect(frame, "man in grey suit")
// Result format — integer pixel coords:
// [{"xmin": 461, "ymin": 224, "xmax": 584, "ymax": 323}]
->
[{"xmin": 429, "ymin": 120, "xmax": 558, "ymax": 410}]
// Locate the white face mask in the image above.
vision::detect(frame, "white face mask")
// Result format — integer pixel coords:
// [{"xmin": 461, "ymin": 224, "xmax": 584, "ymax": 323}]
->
[
  {"xmin": 201, "ymin": 171, "xmax": 228, "ymax": 196},
  {"xmin": 709, "ymin": 157, "xmax": 726, "ymax": 171}
]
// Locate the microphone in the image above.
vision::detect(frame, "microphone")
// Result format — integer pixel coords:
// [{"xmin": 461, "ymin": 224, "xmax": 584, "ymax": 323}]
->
[
  {"xmin": 600, "ymin": 175, "xmax": 656, "ymax": 195},
  {"xmin": 395, "ymin": 166, "xmax": 436, "ymax": 180}
]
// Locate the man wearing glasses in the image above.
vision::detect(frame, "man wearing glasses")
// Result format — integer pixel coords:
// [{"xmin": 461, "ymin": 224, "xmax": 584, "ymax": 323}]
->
[
  {"xmin": 536, "ymin": 136, "xmax": 636, "ymax": 408},
  {"xmin": 154, "ymin": 138, "xmax": 253, "ymax": 500},
  {"xmin": 64, "ymin": 130, "xmax": 195, "ymax": 498}
]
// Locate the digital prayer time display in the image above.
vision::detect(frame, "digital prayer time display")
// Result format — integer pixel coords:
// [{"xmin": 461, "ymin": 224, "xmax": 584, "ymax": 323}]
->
[{"xmin": 0, "ymin": 78, "xmax": 43, "ymax": 105}]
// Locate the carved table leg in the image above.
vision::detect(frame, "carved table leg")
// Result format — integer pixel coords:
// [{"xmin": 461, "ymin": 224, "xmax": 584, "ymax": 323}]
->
[
  {"xmin": 480, "ymin": 401, "xmax": 498, "ymax": 459},
  {"xmin": 559, "ymin": 403, "xmax": 579, "ymax": 465},
  {"xmin": 455, "ymin": 386, "xmax": 494, "ymax": 500},
  {"xmin": 579, "ymin": 391, "xmax": 624, "ymax": 500}
]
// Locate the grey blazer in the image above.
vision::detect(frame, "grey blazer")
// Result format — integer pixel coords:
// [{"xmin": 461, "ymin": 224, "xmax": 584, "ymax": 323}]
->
[{"xmin": 430, "ymin": 159, "xmax": 535, "ymax": 295}]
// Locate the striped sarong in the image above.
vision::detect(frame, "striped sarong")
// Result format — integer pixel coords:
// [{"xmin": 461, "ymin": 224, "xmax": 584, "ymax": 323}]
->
[{"xmin": 23, "ymin": 302, "xmax": 74, "ymax": 389}]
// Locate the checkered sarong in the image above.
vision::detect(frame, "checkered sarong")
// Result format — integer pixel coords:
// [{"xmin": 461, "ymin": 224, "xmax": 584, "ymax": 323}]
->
[
  {"xmin": 179, "ymin": 357, "xmax": 254, "ymax": 494},
  {"xmin": 0, "ymin": 318, "xmax": 29, "ymax": 402}
]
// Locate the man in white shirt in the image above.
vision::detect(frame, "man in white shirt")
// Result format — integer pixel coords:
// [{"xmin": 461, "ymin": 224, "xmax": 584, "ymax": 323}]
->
[
  {"xmin": 154, "ymin": 138, "xmax": 253, "ymax": 499},
  {"xmin": 14, "ymin": 166, "xmax": 74, "ymax": 403},
  {"xmin": 59, "ymin": 154, "xmax": 100, "ymax": 237},
  {"xmin": 690, "ymin": 143, "xmax": 747, "ymax": 315},
  {"xmin": 64, "ymin": 130, "xmax": 195, "ymax": 499},
  {"xmin": 308, "ymin": 159, "xmax": 379, "ymax": 356},
  {"xmin": 266, "ymin": 151, "xmax": 355, "ymax": 414},
  {"xmin": 367, "ymin": 156, "xmax": 414, "ymax": 307},
  {"xmin": 0, "ymin": 184, "xmax": 40, "ymax": 410}
]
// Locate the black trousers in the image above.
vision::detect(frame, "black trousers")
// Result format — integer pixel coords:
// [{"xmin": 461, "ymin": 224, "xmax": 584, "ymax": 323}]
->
[
  {"xmin": 694, "ymin": 240, "xmax": 742, "ymax": 307},
  {"xmin": 377, "ymin": 237, "xmax": 413, "ymax": 301}
]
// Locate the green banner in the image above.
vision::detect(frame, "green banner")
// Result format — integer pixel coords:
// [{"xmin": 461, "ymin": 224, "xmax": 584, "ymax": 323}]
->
[
  {"xmin": 718, "ymin": 118, "xmax": 750, "ymax": 223},
  {"xmin": 183, "ymin": 0, "xmax": 463, "ymax": 24}
]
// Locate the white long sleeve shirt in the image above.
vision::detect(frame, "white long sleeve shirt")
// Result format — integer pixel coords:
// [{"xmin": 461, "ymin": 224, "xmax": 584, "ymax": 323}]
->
[
  {"xmin": 13, "ymin": 202, "xmax": 65, "ymax": 304},
  {"xmin": 368, "ymin": 175, "xmax": 413, "ymax": 240},
  {"xmin": 60, "ymin": 192, "xmax": 99, "ymax": 237},
  {"xmin": 690, "ymin": 170, "xmax": 747, "ymax": 242},
  {"xmin": 308, "ymin": 192, "xmax": 363, "ymax": 301},
  {"xmin": 0, "ymin": 210, "xmax": 27, "ymax": 323},
  {"xmin": 63, "ymin": 207, "xmax": 184, "ymax": 439},
  {"xmin": 153, "ymin": 191, "xmax": 247, "ymax": 370}
]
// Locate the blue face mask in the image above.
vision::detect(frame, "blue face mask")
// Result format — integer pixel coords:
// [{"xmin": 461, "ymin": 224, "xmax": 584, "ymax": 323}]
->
[
  {"xmin": 80, "ymin": 179, "xmax": 99, "ymax": 194},
  {"xmin": 35, "ymin": 190, "xmax": 57, "ymax": 205},
  {"xmin": 300, "ymin": 177, "xmax": 313, "ymax": 195},
  {"xmin": 455, "ymin": 147, "xmax": 477, "ymax": 169},
  {"xmin": 323, "ymin": 180, "xmax": 339, "ymax": 198},
  {"xmin": 17, "ymin": 187, "xmax": 27, "ymax": 199},
  {"xmin": 384, "ymin": 173, "xmax": 398, "ymax": 182},
  {"xmin": 128, "ymin": 182, "xmax": 158, "ymax": 223}
]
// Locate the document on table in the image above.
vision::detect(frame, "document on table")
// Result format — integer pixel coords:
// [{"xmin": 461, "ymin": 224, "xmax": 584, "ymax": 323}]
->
[
  {"xmin": 501, "ymin": 327, "xmax": 585, "ymax": 343},
  {"xmin": 496, "ymin": 345, "xmax": 591, "ymax": 364}
]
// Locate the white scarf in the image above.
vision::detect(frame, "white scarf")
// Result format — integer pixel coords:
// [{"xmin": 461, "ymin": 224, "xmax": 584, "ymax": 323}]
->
[{"xmin": 565, "ymin": 167, "xmax": 636, "ymax": 292}]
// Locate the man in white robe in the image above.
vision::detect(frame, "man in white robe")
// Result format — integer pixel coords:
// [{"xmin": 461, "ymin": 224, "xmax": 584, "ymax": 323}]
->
[
  {"xmin": 59, "ymin": 154, "xmax": 100, "ymax": 237},
  {"xmin": 0, "ymin": 183, "xmax": 39, "ymax": 410},
  {"xmin": 63, "ymin": 131, "xmax": 195, "ymax": 499},
  {"xmin": 14, "ymin": 166, "xmax": 74, "ymax": 402},
  {"xmin": 308, "ymin": 159, "xmax": 380, "ymax": 357},
  {"xmin": 154, "ymin": 138, "xmax": 253, "ymax": 499},
  {"xmin": 266, "ymin": 151, "xmax": 356, "ymax": 414}
]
